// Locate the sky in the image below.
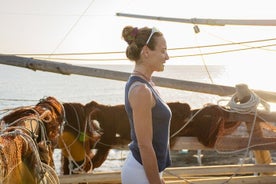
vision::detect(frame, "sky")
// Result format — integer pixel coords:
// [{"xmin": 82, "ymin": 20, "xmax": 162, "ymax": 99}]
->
[{"xmin": 1, "ymin": 0, "xmax": 276, "ymax": 66}]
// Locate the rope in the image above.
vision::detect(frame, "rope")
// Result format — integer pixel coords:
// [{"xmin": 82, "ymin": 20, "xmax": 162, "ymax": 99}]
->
[
  {"xmin": 0, "ymin": 104, "xmax": 61, "ymax": 183},
  {"xmin": 163, "ymin": 170, "xmax": 193, "ymax": 184},
  {"xmin": 170, "ymin": 108, "xmax": 203, "ymax": 139},
  {"xmin": 214, "ymin": 87, "xmax": 273, "ymax": 183},
  {"xmin": 59, "ymin": 103, "xmax": 94, "ymax": 174},
  {"xmin": 22, "ymin": 132, "xmax": 46, "ymax": 183},
  {"xmin": 219, "ymin": 91, "xmax": 270, "ymax": 114},
  {"xmin": 19, "ymin": 130, "xmax": 59, "ymax": 184},
  {"xmin": 59, "ymin": 124, "xmax": 86, "ymax": 174},
  {"xmin": 193, "ymin": 26, "xmax": 214, "ymax": 84},
  {"xmin": 41, "ymin": 163, "xmax": 60, "ymax": 184},
  {"xmin": 166, "ymin": 86, "xmax": 274, "ymax": 184},
  {"xmin": 1, "ymin": 109, "xmax": 51, "ymax": 149},
  {"xmin": 228, "ymin": 94, "xmax": 260, "ymax": 114},
  {"xmin": 49, "ymin": 0, "xmax": 96, "ymax": 57},
  {"xmin": 0, "ymin": 98, "xmax": 37, "ymax": 102},
  {"xmin": 216, "ymin": 87, "xmax": 270, "ymax": 154},
  {"xmin": 14, "ymin": 37, "xmax": 276, "ymax": 56}
]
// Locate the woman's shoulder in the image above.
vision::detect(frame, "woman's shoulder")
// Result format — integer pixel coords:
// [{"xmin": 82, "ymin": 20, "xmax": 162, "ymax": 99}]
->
[
  {"xmin": 129, "ymin": 82, "xmax": 152, "ymax": 104},
  {"xmin": 129, "ymin": 82, "xmax": 151, "ymax": 97}
]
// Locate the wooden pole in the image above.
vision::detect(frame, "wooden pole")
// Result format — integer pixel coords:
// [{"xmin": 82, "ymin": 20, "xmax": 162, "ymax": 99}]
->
[
  {"xmin": 1, "ymin": 54, "xmax": 276, "ymax": 102},
  {"xmin": 116, "ymin": 13, "xmax": 276, "ymax": 26},
  {"xmin": 58, "ymin": 164, "xmax": 276, "ymax": 184}
]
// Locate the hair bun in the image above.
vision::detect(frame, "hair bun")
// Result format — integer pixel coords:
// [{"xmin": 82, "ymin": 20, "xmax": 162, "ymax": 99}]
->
[{"xmin": 123, "ymin": 26, "xmax": 138, "ymax": 45}]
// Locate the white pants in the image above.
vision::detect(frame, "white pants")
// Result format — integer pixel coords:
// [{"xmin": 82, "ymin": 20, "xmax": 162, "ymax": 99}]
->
[{"xmin": 121, "ymin": 152, "xmax": 163, "ymax": 184}]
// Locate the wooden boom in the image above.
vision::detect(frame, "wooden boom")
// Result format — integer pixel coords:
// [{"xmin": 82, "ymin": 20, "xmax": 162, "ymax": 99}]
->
[{"xmin": 1, "ymin": 54, "xmax": 276, "ymax": 102}]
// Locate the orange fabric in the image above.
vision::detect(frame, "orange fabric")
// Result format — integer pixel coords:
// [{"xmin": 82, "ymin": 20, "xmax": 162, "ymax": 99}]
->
[{"xmin": 58, "ymin": 132, "xmax": 86, "ymax": 162}]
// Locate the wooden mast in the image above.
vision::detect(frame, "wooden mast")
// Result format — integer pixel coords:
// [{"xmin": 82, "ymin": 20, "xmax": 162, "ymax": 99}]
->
[{"xmin": 116, "ymin": 13, "xmax": 276, "ymax": 26}]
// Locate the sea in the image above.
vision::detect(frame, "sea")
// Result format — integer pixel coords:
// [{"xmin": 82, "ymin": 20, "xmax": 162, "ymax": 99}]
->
[{"xmin": 1, "ymin": 63, "xmax": 276, "ymax": 174}]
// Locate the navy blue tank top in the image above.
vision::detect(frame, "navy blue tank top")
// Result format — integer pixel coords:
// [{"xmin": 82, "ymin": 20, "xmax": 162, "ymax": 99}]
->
[{"xmin": 125, "ymin": 76, "xmax": 172, "ymax": 172}]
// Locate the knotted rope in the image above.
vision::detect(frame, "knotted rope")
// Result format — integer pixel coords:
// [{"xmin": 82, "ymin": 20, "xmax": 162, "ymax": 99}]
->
[{"xmin": 222, "ymin": 84, "xmax": 270, "ymax": 114}]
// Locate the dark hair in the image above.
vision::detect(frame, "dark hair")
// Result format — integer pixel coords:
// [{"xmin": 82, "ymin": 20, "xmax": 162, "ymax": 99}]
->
[{"xmin": 122, "ymin": 26, "xmax": 162, "ymax": 61}]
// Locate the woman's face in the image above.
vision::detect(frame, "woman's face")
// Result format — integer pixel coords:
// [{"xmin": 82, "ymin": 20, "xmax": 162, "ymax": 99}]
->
[{"xmin": 147, "ymin": 36, "xmax": 169, "ymax": 72}]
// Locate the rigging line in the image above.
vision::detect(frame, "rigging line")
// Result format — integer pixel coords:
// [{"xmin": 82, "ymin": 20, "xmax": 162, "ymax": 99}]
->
[
  {"xmin": 203, "ymin": 29, "xmax": 276, "ymax": 52},
  {"xmin": 169, "ymin": 37, "xmax": 276, "ymax": 51},
  {"xmin": 17, "ymin": 51, "xmax": 123, "ymax": 56},
  {"xmin": 193, "ymin": 27, "xmax": 214, "ymax": 84},
  {"xmin": 13, "ymin": 37, "xmax": 276, "ymax": 56},
  {"xmin": 0, "ymin": 98, "xmax": 37, "ymax": 102},
  {"xmin": 49, "ymin": 0, "xmax": 96, "ymax": 58},
  {"xmin": 32, "ymin": 56, "xmax": 128, "ymax": 61},
  {"xmin": 171, "ymin": 43, "xmax": 276, "ymax": 58},
  {"xmin": 30, "ymin": 42, "xmax": 276, "ymax": 62},
  {"xmin": 0, "ymin": 12, "xmax": 115, "ymax": 17}
]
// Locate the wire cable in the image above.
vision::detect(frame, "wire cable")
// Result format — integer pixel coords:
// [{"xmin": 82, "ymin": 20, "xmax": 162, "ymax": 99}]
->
[
  {"xmin": 49, "ymin": 0, "xmax": 96, "ymax": 57},
  {"xmin": 14, "ymin": 37, "xmax": 276, "ymax": 57}
]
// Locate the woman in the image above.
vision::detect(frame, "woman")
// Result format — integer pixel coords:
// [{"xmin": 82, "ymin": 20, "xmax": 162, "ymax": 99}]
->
[{"xmin": 121, "ymin": 26, "xmax": 172, "ymax": 184}]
